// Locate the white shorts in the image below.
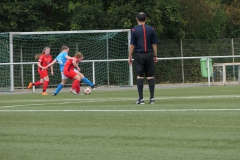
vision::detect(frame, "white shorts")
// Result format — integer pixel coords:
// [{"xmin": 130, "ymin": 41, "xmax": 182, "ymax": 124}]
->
[{"xmin": 61, "ymin": 69, "xmax": 79, "ymax": 80}]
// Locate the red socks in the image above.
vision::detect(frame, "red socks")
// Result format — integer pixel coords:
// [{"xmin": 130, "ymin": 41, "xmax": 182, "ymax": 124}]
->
[
  {"xmin": 72, "ymin": 80, "xmax": 80, "ymax": 93},
  {"xmin": 43, "ymin": 81, "xmax": 49, "ymax": 91},
  {"xmin": 34, "ymin": 81, "xmax": 42, "ymax": 86}
]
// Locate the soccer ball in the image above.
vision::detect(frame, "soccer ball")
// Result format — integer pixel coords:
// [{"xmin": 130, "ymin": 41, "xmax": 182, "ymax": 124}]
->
[{"xmin": 84, "ymin": 87, "xmax": 91, "ymax": 95}]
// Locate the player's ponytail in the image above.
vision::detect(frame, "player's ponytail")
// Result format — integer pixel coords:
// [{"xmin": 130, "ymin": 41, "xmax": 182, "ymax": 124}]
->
[{"xmin": 35, "ymin": 54, "xmax": 42, "ymax": 59}]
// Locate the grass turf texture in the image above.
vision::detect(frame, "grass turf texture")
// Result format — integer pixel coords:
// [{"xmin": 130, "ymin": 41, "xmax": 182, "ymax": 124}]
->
[{"xmin": 0, "ymin": 85, "xmax": 240, "ymax": 160}]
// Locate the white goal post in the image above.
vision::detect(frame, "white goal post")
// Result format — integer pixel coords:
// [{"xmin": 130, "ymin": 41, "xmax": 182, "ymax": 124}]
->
[{"xmin": 1, "ymin": 29, "xmax": 133, "ymax": 92}]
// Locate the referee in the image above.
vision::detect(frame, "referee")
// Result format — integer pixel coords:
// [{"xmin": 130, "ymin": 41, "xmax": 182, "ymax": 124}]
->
[{"xmin": 128, "ymin": 12, "xmax": 158, "ymax": 104}]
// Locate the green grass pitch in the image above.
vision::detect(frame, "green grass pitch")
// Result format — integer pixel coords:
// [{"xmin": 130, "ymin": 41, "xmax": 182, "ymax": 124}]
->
[{"xmin": 0, "ymin": 85, "xmax": 240, "ymax": 160}]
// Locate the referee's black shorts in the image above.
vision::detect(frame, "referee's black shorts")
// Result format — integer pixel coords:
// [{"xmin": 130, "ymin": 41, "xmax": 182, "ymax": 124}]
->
[{"xmin": 133, "ymin": 52, "xmax": 155, "ymax": 77}]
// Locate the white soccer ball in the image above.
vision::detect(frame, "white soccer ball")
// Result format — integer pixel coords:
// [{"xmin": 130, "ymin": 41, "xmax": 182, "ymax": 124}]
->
[{"xmin": 84, "ymin": 87, "xmax": 91, "ymax": 95}]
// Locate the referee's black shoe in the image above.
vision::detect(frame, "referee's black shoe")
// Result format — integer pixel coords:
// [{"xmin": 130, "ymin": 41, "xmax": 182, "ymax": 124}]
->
[
  {"xmin": 149, "ymin": 98, "xmax": 155, "ymax": 104},
  {"xmin": 135, "ymin": 98, "xmax": 144, "ymax": 104}
]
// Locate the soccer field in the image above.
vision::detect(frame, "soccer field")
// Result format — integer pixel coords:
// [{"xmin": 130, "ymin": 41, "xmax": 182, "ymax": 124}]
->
[{"xmin": 0, "ymin": 85, "xmax": 240, "ymax": 160}]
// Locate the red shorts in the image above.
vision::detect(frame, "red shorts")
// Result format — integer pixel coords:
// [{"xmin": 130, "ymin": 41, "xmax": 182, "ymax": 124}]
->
[
  {"xmin": 38, "ymin": 68, "xmax": 48, "ymax": 78},
  {"xmin": 63, "ymin": 69, "xmax": 77, "ymax": 79}
]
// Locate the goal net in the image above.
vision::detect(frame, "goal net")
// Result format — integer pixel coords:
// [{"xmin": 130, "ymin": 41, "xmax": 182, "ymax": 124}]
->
[
  {"xmin": 212, "ymin": 63, "xmax": 240, "ymax": 85},
  {"xmin": 0, "ymin": 30, "xmax": 131, "ymax": 92}
]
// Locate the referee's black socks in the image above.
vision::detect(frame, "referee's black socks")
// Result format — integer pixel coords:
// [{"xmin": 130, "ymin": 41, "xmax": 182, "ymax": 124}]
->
[
  {"xmin": 137, "ymin": 79, "xmax": 144, "ymax": 99},
  {"xmin": 148, "ymin": 79, "xmax": 155, "ymax": 99}
]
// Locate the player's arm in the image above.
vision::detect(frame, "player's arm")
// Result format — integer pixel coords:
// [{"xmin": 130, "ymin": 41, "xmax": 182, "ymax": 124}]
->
[
  {"xmin": 128, "ymin": 29, "xmax": 135, "ymax": 66},
  {"xmin": 65, "ymin": 55, "xmax": 73, "ymax": 60},
  {"xmin": 37, "ymin": 56, "xmax": 44, "ymax": 69},
  {"xmin": 50, "ymin": 65, "xmax": 54, "ymax": 75},
  {"xmin": 152, "ymin": 28, "xmax": 158, "ymax": 63},
  {"xmin": 128, "ymin": 44, "xmax": 135, "ymax": 66},
  {"xmin": 72, "ymin": 58, "xmax": 80, "ymax": 71},
  {"xmin": 44, "ymin": 59, "xmax": 57, "ymax": 69},
  {"xmin": 152, "ymin": 44, "xmax": 158, "ymax": 63},
  {"xmin": 37, "ymin": 61, "xmax": 44, "ymax": 69}
]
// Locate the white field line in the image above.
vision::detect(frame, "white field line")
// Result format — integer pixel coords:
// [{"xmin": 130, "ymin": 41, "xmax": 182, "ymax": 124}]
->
[
  {"xmin": 0, "ymin": 95, "xmax": 240, "ymax": 110},
  {"xmin": 0, "ymin": 99, "xmax": 121, "ymax": 108},
  {"xmin": 0, "ymin": 102, "xmax": 73, "ymax": 108},
  {"xmin": 1, "ymin": 94, "xmax": 240, "ymax": 104},
  {"xmin": 0, "ymin": 109, "xmax": 240, "ymax": 112}
]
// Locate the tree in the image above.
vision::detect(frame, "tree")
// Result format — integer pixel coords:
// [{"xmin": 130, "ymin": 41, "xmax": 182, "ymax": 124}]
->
[
  {"xmin": 157, "ymin": 0, "xmax": 185, "ymax": 39},
  {"xmin": 223, "ymin": 1, "xmax": 240, "ymax": 37},
  {"xmin": 1, "ymin": 0, "xmax": 239, "ymax": 39},
  {"xmin": 0, "ymin": 0, "xmax": 70, "ymax": 32},
  {"xmin": 70, "ymin": 2, "xmax": 107, "ymax": 30},
  {"xmin": 179, "ymin": 0, "xmax": 227, "ymax": 39},
  {"xmin": 69, "ymin": 0, "xmax": 163, "ymax": 35}
]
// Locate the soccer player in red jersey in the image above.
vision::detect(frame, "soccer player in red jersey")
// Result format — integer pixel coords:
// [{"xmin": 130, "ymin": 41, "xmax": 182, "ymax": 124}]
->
[
  {"xmin": 28, "ymin": 47, "xmax": 53, "ymax": 95},
  {"xmin": 63, "ymin": 52, "xmax": 83, "ymax": 94}
]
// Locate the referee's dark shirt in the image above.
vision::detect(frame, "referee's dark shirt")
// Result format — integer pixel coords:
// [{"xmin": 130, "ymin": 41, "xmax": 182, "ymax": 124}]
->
[{"xmin": 130, "ymin": 24, "xmax": 158, "ymax": 53}]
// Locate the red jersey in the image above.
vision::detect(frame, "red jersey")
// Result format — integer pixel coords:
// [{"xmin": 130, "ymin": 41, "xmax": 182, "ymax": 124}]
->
[
  {"xmin": 64, "ymin": 57, "xmax": 79, "ymax": 71},
  {"xmin": 38, "ymin": 54, "xmax": 52, "ymax": 69}
]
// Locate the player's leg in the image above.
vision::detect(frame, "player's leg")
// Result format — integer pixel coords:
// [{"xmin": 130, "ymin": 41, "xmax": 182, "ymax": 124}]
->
[
  {"xmin": 136, "ymin": 76, "xmax": 144, "ymax": 104},
  {"xmin": 28, "ymin": 80, "xmax": 43, "ymax": 90},
  {"xmin": 77, "ymin": 72, "xmax": 97, "ymax": 89},
  {"xmin": 52, "ymin": 72, "xmax": 67, "ymax": 96},
  {"xmin": 28, "ymin": 69, "xmax": 46, "ymax": 90},
  {"xmin": 74, "ymin": 69, "xmax": 97, "ymax": 89},
  {"xmin": 37, "ymin": 69, "xmax": 50, "ymax": 95},
  {"xmin": 65, "ymin": 70, "xmax": 80, "ymax": 95},
  {"xmin": 133, "ymin": 53, "xmax": 145, "ymax": 104},
  {"xmin": 71, "ymin": 74, "xmax": 81, "ymax": 94},
  {"xmin": 146, "ymin": 53, "xmax": 155, "ymax": 104},
  {"xmin": 146, "ymin": 77, "xmax": 155, "ymax": 104},
  {"xmin": 42, "ymin": 75, "xmax": 50, "ymax": 95},
  {"xmin": 28, "ymin": 77, "xmax": 43, "ymax": 90},
  {"xmin": 28, "ymin": 69, "xmax": 48, "ymax": 90}
]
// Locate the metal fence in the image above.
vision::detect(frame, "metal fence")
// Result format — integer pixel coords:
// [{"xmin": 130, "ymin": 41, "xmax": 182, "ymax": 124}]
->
[{"xmin": 1, "ymin": 37, "xmax": 240, "ymax": 91}]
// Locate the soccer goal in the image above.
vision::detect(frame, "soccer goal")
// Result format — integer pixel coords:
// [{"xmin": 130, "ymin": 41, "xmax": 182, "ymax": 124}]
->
[
  {"xmin": 0, "ymin": 30, "xmax": 132, "ymax": 92},
  {"xmin": 212, "ymin": 62, "xmax": 240, "ymax": 85}
]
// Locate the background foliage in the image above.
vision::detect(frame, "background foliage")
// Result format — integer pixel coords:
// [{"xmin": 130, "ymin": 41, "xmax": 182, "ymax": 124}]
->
[
  {"xmin": 1, "ymin": 0, "xmax": 240, "ymax": 86},
  {"xmin": 1, "ymin": 0, "xmax": 240, "ymax": 38}
]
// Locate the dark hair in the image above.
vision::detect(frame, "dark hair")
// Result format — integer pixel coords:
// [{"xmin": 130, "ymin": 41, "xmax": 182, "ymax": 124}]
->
[{"xmin": 136, "ymin": 12, "xmax": 146, "ymax": 22}]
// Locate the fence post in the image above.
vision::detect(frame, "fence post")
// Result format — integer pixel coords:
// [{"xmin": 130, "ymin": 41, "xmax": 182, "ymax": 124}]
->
[
  {"xmin": 92, "ymin": 61, "xmax": 95, "ymax": 85},
  {"xmin": 180, "ymin": 39, "xmax": 184, "ymax": 83},
  {"xmin": 9, "ymin": 32, "xmax": 14, "ymax": 92},
  {"xmin": 32, "ymin": 63, "xmax": 35, "ymax": 93},
  {"xmin": 20, "ymin": 46, "xmax": 24, "ymax": 89},
  {"xmin": 207, "ymin": 57, "xmax": 211, "ymax": 86},
  {"xmin": 232, "ymin": 38, "xmax": 234, "ymax": 63},
  {"xmin": 231, "ymin": 38, "xmax": 236, "ymax": 80},
  {"xmin": 129, "ymin": 65, "xmax": 133, "ymax": 86}
]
